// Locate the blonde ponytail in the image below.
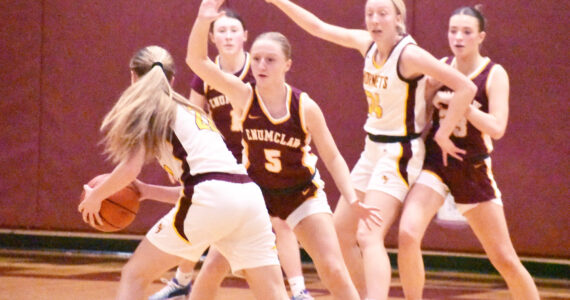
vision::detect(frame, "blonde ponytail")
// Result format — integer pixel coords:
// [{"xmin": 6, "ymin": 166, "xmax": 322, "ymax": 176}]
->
[{"xmin": 100, "ymin": 45, "xmax": 205, "ymax": 164}]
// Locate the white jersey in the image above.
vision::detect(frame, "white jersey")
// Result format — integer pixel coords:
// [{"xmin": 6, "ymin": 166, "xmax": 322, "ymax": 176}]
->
[
  {"xmin": 156, "ymin": 104, "xmax": 247, "ymax": 180},
  {"xmin": 362, "ymin": 35, "xmax": 427, "ymax": 136}
]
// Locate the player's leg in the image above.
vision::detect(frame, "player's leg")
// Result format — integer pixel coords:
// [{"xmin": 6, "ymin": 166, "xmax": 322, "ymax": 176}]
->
[
  {"xmin": 356, "ymin": 190, "xmax": 401, "ymax": 300},
  {"xmin": 294, "ymin": 213, "xmax": 360, "ymax": 300},
  {"xmin": 210, "ymin": 180, "xmax": 290, "ymax": 300},
  {"xmin": 271, "ymin": 216, "xmax": 313, "ymax": 299},
  {"xmin": 116, "ymin": 238, "xmax": 186, "ymax": 300},
  {"xmin": 243, "ymin": 265, "xmax": 290, "ymax": 300},
  {"xmin": 332, "ymin": 192, "xmax": 366, "ymax": 298},
  {"xmin": 398, "ymin": 183, "xmax": 445, "ymax": 300},
  {"xmin": 464, "ymin": 201, "xmax": 540, "ymax": 300},
  {"xmin": 188, "ymin": 248, "xmax": 231, "ymax": 300}
]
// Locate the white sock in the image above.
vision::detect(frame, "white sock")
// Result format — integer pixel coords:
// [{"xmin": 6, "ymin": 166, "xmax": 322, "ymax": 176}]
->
[
  {"xmin": 288, "ymin": 276, "xmax": 306, "ymax": 296},
  {"xmin": 175, "ymin": 267, "xmax": 193, "ymax": 286}
]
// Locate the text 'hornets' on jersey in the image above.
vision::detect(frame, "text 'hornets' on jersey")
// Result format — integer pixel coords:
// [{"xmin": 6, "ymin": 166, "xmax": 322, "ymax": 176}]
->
[{"xmin": 362, "ymin": 35, "xmax": 427, "ymax": 137}]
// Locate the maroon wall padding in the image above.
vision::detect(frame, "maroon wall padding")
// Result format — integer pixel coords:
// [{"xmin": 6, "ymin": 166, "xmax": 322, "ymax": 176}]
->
[
  {"xmin": 0, "ymin": 0, "xmax": 567, "ymax": 258},
  {"xmin": 0, "ymin": 1, "xmax": 43, "ymax": 227}
]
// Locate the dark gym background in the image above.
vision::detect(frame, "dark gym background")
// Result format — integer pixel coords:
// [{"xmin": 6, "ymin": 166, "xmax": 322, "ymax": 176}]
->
[{"xmin": 0, "ymin": 0, "xmax": 568, "ymax": 259}]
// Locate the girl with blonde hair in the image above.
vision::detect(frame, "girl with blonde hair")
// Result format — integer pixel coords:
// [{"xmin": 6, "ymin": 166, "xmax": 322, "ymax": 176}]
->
[{"xmin": 78, "ymin": 45, "xmax": 289, "ymax": 300}]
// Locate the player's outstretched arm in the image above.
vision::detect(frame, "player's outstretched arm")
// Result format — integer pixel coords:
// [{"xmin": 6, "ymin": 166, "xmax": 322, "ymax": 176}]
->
[
  {"xmin": 302, "ymin": 96, "xmax": 382, "ymax": 226},
  {"xmin": 265, "ymin": 0, "xmax": 372, "ymax": 56}
]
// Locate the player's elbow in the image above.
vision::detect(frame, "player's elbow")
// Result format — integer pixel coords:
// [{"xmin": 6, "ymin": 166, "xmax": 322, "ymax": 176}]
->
[
  {"xmin": 490, "ymin": 127, "xmax": 507, "ymax": 140},
  {"xmin": 185, "ymin": 56, "xmax": 198, "ymax": 70},
  {"xmin": 185, "ymin": 56, "xmax": 206, "ymax": 74}
]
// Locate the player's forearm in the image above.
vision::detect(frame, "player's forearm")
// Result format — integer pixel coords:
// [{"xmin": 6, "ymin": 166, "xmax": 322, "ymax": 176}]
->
[
  {"xmin": 324, "ymin": 154, "xmax": 358, "ymax": 204},
  {"xmin": 466, "ymin": 105, "xmax": 506, "ymax": 139},
  {"xmin": 137, "ymin": 183, "xmax": 182, "ymax": 204},
  {"xmin": 186, "ymin": 14, "xmax": 211, "ymax": 73},
  {"xmin": 270, "ymin": 0, "xmax": 326, "ymax": 38}
]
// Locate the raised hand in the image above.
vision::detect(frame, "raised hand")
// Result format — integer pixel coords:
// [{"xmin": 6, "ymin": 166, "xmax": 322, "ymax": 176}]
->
[{"xmin": 198, "ymin": 0, "xmax": 226, "ymax": 21}]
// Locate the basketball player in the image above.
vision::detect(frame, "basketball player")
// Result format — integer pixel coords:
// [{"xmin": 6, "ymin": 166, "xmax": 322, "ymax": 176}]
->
[
  {"xmin": 264, "ymin": 0, "xmax": 477, "ymax": 298},
  {"xmin": 149, "ymin": 8, "xmax": 314, "ymax": 300},
  {"xmin": 397, "ymin": 6, "xmax": 540, "ymax": 299},
  {"xmin": 78, "ymin": 45, "xmax": 289, "ymax": 300},
  {"xmin": 187, "ymin": 1, "xmax": 382, "ymax": 299}
]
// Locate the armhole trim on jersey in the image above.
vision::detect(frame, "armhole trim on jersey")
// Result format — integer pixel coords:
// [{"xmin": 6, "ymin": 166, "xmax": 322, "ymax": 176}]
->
[
  {"xmin": 299, "ymin": 92, "xmax": 310, "ymax": 136},
  {"xmin": 396, "ymin": 43, "xmax": 425, "ymax": 83},
  {"xmin": 485, "ymin": 63, "xmax": 500, "ymax": 99},
  {"xmin": 238, "ymin": 52, "xmax": 252, "ymax": 81},
  {"xmin": 240, "ymin": 83, "xmax": 255, "ymax": 123},
  {"xmin": 365, "ymin": 41, "xmax": 376, "ymax": 56}
]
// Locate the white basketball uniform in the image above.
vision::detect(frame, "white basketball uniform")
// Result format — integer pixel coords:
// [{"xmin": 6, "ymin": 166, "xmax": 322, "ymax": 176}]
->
[
  {"xmin": 351, "ymin": 35, "xmax": 426, "ymax": 201},
  {"xmin": 146, "ymin": 104, "xmax": 279, "ymax": 275}
]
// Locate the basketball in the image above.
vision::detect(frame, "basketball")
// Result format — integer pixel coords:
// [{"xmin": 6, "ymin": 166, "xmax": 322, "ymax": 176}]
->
[{"xmin": 80, "ymin": 174, "xmax": 141, "ymax": 232}]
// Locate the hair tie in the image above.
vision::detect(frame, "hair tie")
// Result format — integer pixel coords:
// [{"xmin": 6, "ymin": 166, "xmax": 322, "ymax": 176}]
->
[{"xmin": 151, "ymin": 62, "xmax": 164, "ymax": 69}]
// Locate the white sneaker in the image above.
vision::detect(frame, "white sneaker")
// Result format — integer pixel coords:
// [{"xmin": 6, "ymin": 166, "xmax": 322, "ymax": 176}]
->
[
  {"xmin": 291, "ymin": 289, "xmax": 314, "ymax": 300},
  {"xmin": 148, "ymin": 278, "xmax": 191, "ymax": 300}
]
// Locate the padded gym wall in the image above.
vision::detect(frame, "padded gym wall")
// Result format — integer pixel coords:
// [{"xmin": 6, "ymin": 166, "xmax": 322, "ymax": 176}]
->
[{"xmin": 0, "ymin": 0, "xmax": 567, "ymax": 258}]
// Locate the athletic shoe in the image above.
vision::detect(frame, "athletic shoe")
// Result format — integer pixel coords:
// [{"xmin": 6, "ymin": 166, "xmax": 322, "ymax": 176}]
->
[
  {"xmin": 291, "ymin": 289, "xmax": 314, "ymax": 300},
  {"xmin": 148, "ymin": 278, "xmax": 191, "ymax": 300}
]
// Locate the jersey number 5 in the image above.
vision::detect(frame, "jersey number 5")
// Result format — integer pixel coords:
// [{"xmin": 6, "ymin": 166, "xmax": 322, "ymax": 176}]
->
[
  {"xmin": 366, "ymin": 91, "xmax": 383, "ymax": 118},
  {"xmin": 264, "ymin": 149, "xmax": 282, "ymax": 173}
]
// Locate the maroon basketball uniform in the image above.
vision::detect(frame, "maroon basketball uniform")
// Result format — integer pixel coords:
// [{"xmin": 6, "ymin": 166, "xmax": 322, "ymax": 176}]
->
[
  {"xmin": 191, "ymin": 53, "xmax": 254, "ymax": 163},
  {"xmin": 424, "ymin": 57, "xmax": 501, "ymax": 204},
  {"xmin": 241, "ymin": 83, "xmax": 319, "ymax": 219}
]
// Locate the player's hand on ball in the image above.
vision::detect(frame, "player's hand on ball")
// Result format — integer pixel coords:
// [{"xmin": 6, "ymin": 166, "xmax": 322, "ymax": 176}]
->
[{"xmin": 78, "ymin": 184, "xmax": 104, "ymax": 227}]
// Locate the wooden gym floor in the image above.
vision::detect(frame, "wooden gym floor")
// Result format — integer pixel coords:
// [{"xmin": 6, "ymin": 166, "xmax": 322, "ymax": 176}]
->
[{"xmin": 0, "ymin": 249, "xmax": 568, "ymax": 300}]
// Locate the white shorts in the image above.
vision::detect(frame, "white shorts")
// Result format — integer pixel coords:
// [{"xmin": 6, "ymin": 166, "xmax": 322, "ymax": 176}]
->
[
  {"xmin": 286, "ymin": 186, "xmax": 332, "ymax": 229},
  {"xmin": 146, "ymin": 180, "xmax": 279, "ymax": 276},
  {"xmin": 351, "ymin": 136, "xmax": 425, "ymax": 201},
  {"xmin": 416, "ymin": 170, "xmax": 503, "ymax": 215}
]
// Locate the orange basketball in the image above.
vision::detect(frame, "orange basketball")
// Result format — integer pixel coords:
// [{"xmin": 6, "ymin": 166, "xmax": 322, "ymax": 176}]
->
[{"xmin": 80, "ymin": 174, "xmax": 141, "ymax": 232}]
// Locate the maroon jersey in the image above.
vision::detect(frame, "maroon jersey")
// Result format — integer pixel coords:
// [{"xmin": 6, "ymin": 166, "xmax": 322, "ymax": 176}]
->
[
  {"xmin": 191, "ymin": 53, "xmax": 254, "ymax": 163},
  {"xmin": 242, "ymin": 83, "xmax": 317, "ymax": 189},
  {"xmin": 423, "ymin": 57, "xmax": 502, "ymax": 204},
  {"xmin": 241, "ymin": 83, "xmax": 319, "ymax": 218},
  {"xmin": 427, "ymin": 57, "xmax": 496, "ymax": 162}
]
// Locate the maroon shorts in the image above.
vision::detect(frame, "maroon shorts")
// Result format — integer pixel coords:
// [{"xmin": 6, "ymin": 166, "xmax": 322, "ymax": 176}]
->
[
  {"xmin": 260, "ymin": 180, "xmax": 319, "ymax": 220},
  {"xmin": 423, "ymin": 152, "xmax": 499, "ymax": 205}
]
